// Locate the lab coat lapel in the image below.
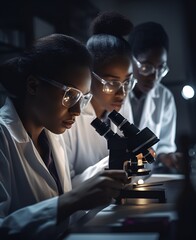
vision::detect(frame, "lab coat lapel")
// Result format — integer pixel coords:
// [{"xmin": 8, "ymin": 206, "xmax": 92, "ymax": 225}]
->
[
  {"xmin": 46, "ymin": 131, "xmax": 72, "ymax": 192},
  {"xmin": 22, "ymin": 139, "xmax": 60, "ymax": 198},
  {"xmin": 1, "ymin": 98, "xmax": 61, "ymax": 197},
  {"xmin": 139, "ymin": 89, "xmax": 156, "ymax": 129}
]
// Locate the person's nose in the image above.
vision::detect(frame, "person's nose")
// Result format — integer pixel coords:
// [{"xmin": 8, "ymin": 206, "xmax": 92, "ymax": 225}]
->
[
  {"xmin": 115, "ymin": 85, "xmax": 126, "ymax": 97},
  {"xmin": 68, "ymin": 101, "xmax": 81, "ymax": 116}
]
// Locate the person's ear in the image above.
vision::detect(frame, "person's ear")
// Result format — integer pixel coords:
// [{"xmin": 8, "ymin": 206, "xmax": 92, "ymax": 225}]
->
[{"xmin": 26, "ymin": 75, "xmax": 40, "ymax": 95}]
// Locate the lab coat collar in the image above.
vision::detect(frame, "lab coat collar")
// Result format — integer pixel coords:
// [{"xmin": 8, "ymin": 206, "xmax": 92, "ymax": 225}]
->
[
  {"xmin": 130, "ymin": 83, "xmax": 161, "ymax": 100},
  {"xmin": 46, "ymin": 131, "xmax": 72, "ymax": 192},
  {"xmin": 124, "ymin": 84, "xmax": 162, "ymax": 129},
  {"xmin": 138, "ymin": 84, "xmax": 161, "ymax": 129},
  {"xmin": 149, "ymin": 83, "xmax": 161, "ymax": 98},
  {"xmin": 0, "ymin": 97, "xmax": 30, "ymax": 143},
  {"xmin": 0, "ymin": 97, "xmax": 72, "ymax": 192}
]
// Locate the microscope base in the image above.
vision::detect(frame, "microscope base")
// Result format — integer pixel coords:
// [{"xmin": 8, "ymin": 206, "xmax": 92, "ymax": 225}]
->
[{"xmin": 118, "ymin": 188, "xmax": 166, "ymax": 204}]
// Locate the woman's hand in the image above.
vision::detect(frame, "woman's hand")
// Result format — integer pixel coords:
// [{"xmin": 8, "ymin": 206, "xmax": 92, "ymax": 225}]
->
[
  {"xmin": 58, "ymin": 170, "xmax": 130, "ymax": 222},
  {"xmin": 157, "ymin": 152, "xmax": 183, "ymax": 172},
  {"xmin": 72, "ymin": 170, "xmax": 130, "ymax": 209}
]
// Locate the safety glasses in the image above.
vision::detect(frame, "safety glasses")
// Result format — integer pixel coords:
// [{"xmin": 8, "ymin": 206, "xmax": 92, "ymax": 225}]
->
[
  {"xmin": 37, "ymin": 76, "xmax": 92, "ymax": 110},
  {"xmin": 132, "ymin": 55, "xmax": 169, "ymax": 77},
  {"xmin": 92, "ymin": 72, "xmax": 137, "ymax": 95}
]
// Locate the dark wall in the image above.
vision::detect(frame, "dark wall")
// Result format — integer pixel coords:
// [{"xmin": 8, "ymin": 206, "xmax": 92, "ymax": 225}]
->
[
  {"xmin": 182, "ymin": 0, "xmax": 196, "ymax": 142},
  {"xmin": 0, "ymin": 0, "xmax": 98, "ymax": 62},
  {"xmin": 0, "ymin": 0, "xmax": 195, "ymax": 150}
]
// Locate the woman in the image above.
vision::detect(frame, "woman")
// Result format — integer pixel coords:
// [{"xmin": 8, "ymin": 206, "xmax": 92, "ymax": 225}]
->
[
  {"xmin": 0, "ymin": 34, "xmax": 129, "ymax": 239},
  {"xmin": 63, "ymin": 12, "xmax": 136, "ymax": 186},
  {"xmin": 121, "ymin": 21, "xmax": 182, "ymax": 172}
]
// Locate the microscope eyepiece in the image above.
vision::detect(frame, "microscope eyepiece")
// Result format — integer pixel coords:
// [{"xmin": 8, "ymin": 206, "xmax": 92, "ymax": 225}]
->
[
  {"xmin": 91, "ymin": 118, "xmax": 115, "ymax": 140},
  {"xmin": 142, "ymin": 149, "xmax": 156, "ymax": 164},
  {"xmin": 108, "ymin": 110, "xmax": 126, "ymax": 127},
  {"xmin": 108, "ymin": 110, "xmax": 140, "ymax": 135},
  {"xmin": 108, "ymin": 110, "xmax": 159, "ymax": 164},
  {"xmin": 91, "ymin": 111, "xmax": 160, "ymax": 176}
]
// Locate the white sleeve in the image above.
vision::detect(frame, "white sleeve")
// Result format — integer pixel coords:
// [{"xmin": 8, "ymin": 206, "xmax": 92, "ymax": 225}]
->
[
  {"xmin": 156, "ymin": 92, "xmax": 177, "ymax": 154},
  {"xmin": 71, "ymin": 156, "xmax": 109, "ymax": 188},
  {"xmin": 0, "ymin": 129, "xmax": 69, "ymax": 240},
  {"xmin": 0, "ymin": 196, "xmax": 69, "ymax": 240}
]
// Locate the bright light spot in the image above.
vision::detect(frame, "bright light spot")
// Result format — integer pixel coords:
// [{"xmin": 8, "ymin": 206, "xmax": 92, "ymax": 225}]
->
[
  {"xmin": 181, "ymin": 85, "xmax": 195, "ymax": 100},
  {"xmin": 137, "ymin": 179, "xmax": 144, "ymax": 185}
]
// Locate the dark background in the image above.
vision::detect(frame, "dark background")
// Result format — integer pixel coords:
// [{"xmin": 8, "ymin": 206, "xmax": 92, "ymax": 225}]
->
[{"xmin": 0, "ymin": 0, "xmax": 196, "ymax": 150}]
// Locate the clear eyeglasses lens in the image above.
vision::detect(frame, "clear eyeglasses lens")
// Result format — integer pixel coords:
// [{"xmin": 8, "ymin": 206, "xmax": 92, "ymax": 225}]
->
[
  {"xmin": 103, "ymin": 84, "xmax": 117, "ymax": 94},
  {"xmin": 62, "ymin": 89, "xmax": 92, "ymax": 109},
  {"xmin": 140, "ymin": 64, "xmax": 154, "ymax": 75},
  {"xmin": 103, "ymin": 79, "xmax": 134, "ymax": 94},
  {"xmin": 139, "ymin": 64, "xmax": 169, "ymax": 77},
  {"xmin": 62, "ymin": 88, "xmax": 82, "ymax": 107},
  {"xmin": 80, "ymin": 93, "xmax": 93, "ymax": 109}
]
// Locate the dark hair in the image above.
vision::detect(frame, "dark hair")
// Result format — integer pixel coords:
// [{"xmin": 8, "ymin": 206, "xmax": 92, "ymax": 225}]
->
[
  {"xmin": 86, "ymin": 11, "xmax": 133, "ymax": 68},
  {"xmin": 129, "ymin": 21, "xmax": 169, "ymax": 57},
  {"xmin": 0, "ymin": 34, "xmax": 92, "ymax": 98}
]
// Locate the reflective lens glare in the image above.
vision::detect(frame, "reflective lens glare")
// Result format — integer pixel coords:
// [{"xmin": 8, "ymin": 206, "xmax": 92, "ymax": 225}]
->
[
  {"xmin": 63, "ymin": 89, "xmax": 92, "ymax": 109},
  {"xmin": 62, "ymin": 88, "xmax": 82, "ymax": 107},
  {"xmin": 92, "ymin": 72, "xmax": 136, "ymax": 95},
  {"xmin": 37, "ymin": 76, "xmax": 92, "ymax": 109}
]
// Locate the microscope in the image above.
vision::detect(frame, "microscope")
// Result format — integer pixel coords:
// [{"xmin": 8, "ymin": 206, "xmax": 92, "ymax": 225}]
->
[{"xmin": 91, "ymin": 110, "xmax": 166, "ymax": 203}]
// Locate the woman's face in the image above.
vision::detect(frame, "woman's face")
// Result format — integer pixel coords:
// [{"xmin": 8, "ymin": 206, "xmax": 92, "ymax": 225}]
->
[
  {"xmin": 133, "ymin": 47, "xmax": 168, "ymax": 94},
  {"xmin": 31, "ymin": 66, "xmax": 91, "ymax": 134},
  {"xmin": 91, "ymin": 55, "xmax": 132, "ymax": 114}
]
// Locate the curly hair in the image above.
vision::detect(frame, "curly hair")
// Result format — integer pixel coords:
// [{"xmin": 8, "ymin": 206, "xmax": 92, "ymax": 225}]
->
[{"xmin": 129, "ymin": 21, "xmax": 169, "ymax": 57}]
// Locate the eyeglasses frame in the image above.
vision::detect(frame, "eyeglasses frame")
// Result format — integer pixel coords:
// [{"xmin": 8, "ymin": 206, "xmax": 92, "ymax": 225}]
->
[
  {"xmin": 92, "ymin": 71, "xmax": 137, "ymax": 94},
  {"xmin": 132, "ymin": 55, "xmax": 169, "ymax": 77},
  {"xmin": 36, "ymin": 76, "xmax": 92, "ymax": 108}
]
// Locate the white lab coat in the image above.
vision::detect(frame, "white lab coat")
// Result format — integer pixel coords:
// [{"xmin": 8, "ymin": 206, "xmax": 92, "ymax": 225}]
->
[
  {"xmin": 64, "ymin": 103, "xmax": 112, "ymax": 187},
  {"xmin": 120, "ymin": 83, "xmax": 177, "ymax": 155},
  {"xmin": 0, "ymin": 97, "xmax": 73, "ymax": 239},
  {"xmin": 64, "ymin": 83, "xmax": 177, "ymax": 186}
]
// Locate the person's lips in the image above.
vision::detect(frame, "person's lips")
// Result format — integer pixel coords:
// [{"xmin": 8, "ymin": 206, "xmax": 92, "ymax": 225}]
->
[
  {"xmin": 111, "ymin": 101, "xmax": 124, "ymax": 109},
  {"xmin": 143, "ymin": 82, "xmax": 155, "ymax": 90},
  {"xmin": 62, "ymin": 120, "xmax": 75, "ymax": 129}
]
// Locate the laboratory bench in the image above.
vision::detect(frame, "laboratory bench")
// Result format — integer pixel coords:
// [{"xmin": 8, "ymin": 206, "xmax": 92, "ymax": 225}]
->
[{"xmin": 62, "ymin": 174, "xmax": 187, "ymax": 240}]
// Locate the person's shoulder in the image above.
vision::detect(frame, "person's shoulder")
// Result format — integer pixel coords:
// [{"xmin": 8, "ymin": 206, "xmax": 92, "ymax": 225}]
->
[
  {"xmin": 156, "ymin": 83, "xmax": 176, "ymax": 110},
  {"xmin": 157, "ymin": 83, "xmax": 174, "ymax": 98}
]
